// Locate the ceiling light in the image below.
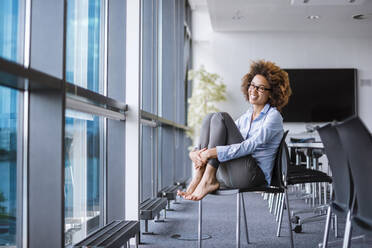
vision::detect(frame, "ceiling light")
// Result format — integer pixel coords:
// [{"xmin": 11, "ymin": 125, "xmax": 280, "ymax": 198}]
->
[
  {"xmin": 307, "ymin": 15, "xmax": 320, "ymax": 20},
  {"xmin": 291, "ymin": 0, "xmax": 364, "ymax": 6},
  {"xmin": 352, "ymin": 13, "xmax": 372, "ymax": 20},
  {"xmin": 232, "ymin": 10, "xmax": 243, "ymax": 20}
]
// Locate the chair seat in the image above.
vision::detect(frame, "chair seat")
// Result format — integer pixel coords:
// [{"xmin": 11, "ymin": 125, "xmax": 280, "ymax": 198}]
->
[
  {"xmin": 288, "ymin": 165, "xmax": 325, "ymax": 175},
  {"xmin": 212, "ymin": 186, "xmax": 284, "ymax": 196},
  {"xmin": 287, "ymin": 165, "xmax": 332, "ymax": 184},
  {"xmin": 287, "ymin": 172, "xmax": 332, "ymax": 185}
]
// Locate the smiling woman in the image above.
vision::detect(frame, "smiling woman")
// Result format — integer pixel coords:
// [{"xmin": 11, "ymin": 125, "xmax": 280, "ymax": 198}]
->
[
  {"xmin": 242, "ymin": 60, "xmax": 292, "ymax": 113},
  {"xmin": 178, "ymin": 60, "xmax": 292, "ymax": 201}
]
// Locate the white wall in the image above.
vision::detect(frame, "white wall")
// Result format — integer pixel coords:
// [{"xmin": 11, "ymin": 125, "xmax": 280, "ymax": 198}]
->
[{"xmin": 192, "ymin": 9, "xmax": 372, "ymax": 133}]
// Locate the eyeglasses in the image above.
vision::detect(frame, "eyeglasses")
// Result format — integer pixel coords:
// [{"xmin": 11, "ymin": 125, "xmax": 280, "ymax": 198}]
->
[{"xmin": 248, "ymin": 83, "xmax": 272, "ymax": 93}]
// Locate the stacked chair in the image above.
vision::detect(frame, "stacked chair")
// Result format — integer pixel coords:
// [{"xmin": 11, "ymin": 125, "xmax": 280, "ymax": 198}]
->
[
  {"xmin": 335, "ymin": 117, "xmax": 372, "ymax": 247},
  {"xmin": 317, "ymin": 123, "xmax": 354, "ymax": 247},
  {"xmin": 275, "ymin": 142, "xmax": 332, "ymax": 235}
]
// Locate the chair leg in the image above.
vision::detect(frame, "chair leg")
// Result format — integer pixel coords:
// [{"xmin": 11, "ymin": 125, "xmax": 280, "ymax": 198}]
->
[
  {"xmin": 198, "ymin": 200, "xmax": 202, "ymax": 248},
  {"xmin": 241, "ymin": 193, "xmax": 250, "ymax": 244},
  {"xmin": 334, "ymin": 215, "xmax": 339, "ymax": 238},
  {"xmin": 342, "ymin": 211, "xmax": 352, "ymax": 248},
  {"xmin": 135, "ymin": 231, "xmax": 140, "ymax": 248},
  {"xmin": 269, "ymin": 194, "xmax": 275, "ymax": 213},
  {"xmin": 321, "ymin": 205, "xmax": 332, "ymax": 248},
  {"xmin": 285, "ymin": 190, "xmax": 295, "ymax": 248},
  {"xmin": 276, "ymin": 193, "xmax": 285, "ymax": 237},
  {"xmin": 276, "ymin": 194, "xmax": 283, "ymax": 222},
  {"xmin": 273, "ymin": 194, "xmax": 278, "ymax": 216},
  {"xmin": 236, "ymin": 193, "xmax": 241, "ymax": 248}
]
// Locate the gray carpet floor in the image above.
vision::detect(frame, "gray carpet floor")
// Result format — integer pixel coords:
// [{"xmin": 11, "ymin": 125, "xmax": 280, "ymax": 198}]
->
[{"xmin": 138, "ymin": 190, "xmax": 371, "ymax": 248}]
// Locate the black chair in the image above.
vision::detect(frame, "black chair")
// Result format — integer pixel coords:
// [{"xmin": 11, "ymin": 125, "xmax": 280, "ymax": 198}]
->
[
  {"xmin": 336, "ymin": 117, "xmax": 372, "ymax": 248},
  {"xmin": 276, "ymin": 142, "xmax": 332, "ymax": 234},
  {"xmin": 198, "ymin": 131, "xmax": 294, "ymax": 248},
  {"xmin": 318, "ymin": 124, "xmax": 354, "ymax": 247}
]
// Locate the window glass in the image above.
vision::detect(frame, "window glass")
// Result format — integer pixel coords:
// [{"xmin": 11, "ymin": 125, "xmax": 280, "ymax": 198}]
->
[
  {"xmin": 140, "ymin": 124, "xmax": 155, "ymax": 201},
  {"xmin": 0, "ymin": 0, "xmax": 22, "ymax": 63},
  {"xmin": 66, "ymin": 0, "xmax": 104, "ymax": 94},
  {"xmin": 157, "ymin": 0, "xmax": 162, "ymax": 117},
  {"xmin": 0, "ymin": 86, "xmax": 19, "ymax": 246},
  {"xmin": 64, "ymin": 110, "xmax": 102, "ymax": 246},
  {"xmin": 141, "ymin": 0, "xmax": 157, "ymax": 114}
]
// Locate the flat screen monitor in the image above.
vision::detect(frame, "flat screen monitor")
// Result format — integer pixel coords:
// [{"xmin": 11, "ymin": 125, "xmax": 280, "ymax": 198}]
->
[{"xmin": 281, "ymin": 69, "xmax": 357, "ymax": 122}]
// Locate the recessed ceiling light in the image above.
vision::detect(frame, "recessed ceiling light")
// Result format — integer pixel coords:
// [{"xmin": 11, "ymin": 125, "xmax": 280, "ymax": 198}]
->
[
  {"xmin": 232, "ymin": 10, "xmax": 244, "ymax": 20},
  {"xmin": 307, "ymin": 15, "xmax": 320, "ymax": 20},
  {"xmin": 352, "ymin": 13, "xmax": 372, "ymax": 20}
]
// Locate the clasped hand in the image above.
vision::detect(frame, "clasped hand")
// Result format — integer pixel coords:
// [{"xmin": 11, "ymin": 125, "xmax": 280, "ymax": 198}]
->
[{"xmin": 189, "ymin": 148, "xmax": 210, "ymax": 169}]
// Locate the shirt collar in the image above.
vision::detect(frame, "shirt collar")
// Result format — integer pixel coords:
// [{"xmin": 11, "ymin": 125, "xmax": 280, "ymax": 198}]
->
[
  {"xmin": 246, "ymin": 103, "xmax": 271, "ymax": 116},
  {"xmin": 262, "ymin": 103, "xmax": 271, "ymax": 114}
]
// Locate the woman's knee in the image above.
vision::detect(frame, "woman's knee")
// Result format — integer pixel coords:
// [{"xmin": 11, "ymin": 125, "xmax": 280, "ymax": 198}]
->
[
  {"xmin": 210, "ymin": 112, "xmax": 231, "ymax": 124},
  {"xmin": 202, "ymin": 113, "xmax": 215, "ymax": 123}
]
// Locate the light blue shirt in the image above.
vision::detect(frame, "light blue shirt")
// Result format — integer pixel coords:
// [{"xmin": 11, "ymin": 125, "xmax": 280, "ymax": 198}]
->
[{"xmin": 216, "ymin": 104, "xmax": 284, "ymax": 185}]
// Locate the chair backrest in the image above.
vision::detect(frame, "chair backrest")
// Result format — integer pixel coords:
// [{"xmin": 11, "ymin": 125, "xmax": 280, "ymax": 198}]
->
[
  {"xmin": 270, "ymin": 130, "xmax": 289, "ymax": 188},
  {"xmin": 317, "ymin": 124, "xmax": 353, "ymax": 211},
  {"xmin": 336, "ymin": 117, "xmax": 372, "ymax": 222}
]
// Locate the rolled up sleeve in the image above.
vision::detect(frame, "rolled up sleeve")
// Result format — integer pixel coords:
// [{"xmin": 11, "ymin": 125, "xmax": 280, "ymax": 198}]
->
[{"xmin": 216, "ymin": 111, "xmax": 283, "ymax": 162}]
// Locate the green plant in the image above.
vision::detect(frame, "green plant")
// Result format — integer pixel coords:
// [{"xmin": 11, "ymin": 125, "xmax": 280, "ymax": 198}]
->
[{"xmin": 187, "ymin": 66, "xmax": 227, "ymax": 144}]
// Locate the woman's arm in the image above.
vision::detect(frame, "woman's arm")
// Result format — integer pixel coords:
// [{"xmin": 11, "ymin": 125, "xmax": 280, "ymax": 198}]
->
[
  {"xmin": 199, "ymin": 148, "xmax": 217, "ymax": 163},
  {"xmin": 216, "ymin": 111, "xmax": 283, "ymax": 163}
]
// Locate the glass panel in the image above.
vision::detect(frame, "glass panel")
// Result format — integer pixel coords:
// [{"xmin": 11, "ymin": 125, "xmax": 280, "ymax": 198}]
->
[
  {"xmin": 64, "ymin": 110, "xmax": 102, "ymax": 247},
  {"xmin": 66, "ymin": 0, "xmax": 104, "ymax": 94},
  {"xmin": 141, "ymin": 0, "xmax": 157, "ymax": 114},
  {"xmin": 0, "ymin": 0, "xmax": 22, "ymax": 63},
  {"xmin": 174, "ymin": 129, "xmax": 184, "ymax": 182},
  {"xmin": 159, "ymin": 0, "xmax": 176, "ymax": 122},
  {"xmin": 157, "ymin": 0, "xmax": 162, "ymax": 117},
  {"xmin": 0, "ymin": 85, "xmax": 19, "ymax": 246},
  {"xmin": 140, "ymin": 124, "xmax": 155, "ymax": 202},
  {"xmin": 160, "ymin": 126, "xmax": 174, "ymax": 189}
]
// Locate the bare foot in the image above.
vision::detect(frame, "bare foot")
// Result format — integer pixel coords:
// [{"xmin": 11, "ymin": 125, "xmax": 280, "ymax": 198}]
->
[
  {"xmin": 186, "ymin": 177, "xmax": 220, "ymax": 201},
  {"xmin": 177, "ymin": 166, "xmax": 206, "ymax": 198}
]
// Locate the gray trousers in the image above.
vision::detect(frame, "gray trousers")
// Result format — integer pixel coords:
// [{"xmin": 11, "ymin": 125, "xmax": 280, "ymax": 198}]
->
[{"xmin": 198, "ymin": 112, "xmax": 266, "ymax": 189}]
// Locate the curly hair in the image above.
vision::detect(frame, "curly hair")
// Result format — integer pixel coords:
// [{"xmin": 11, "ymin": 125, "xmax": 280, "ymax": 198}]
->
[{"xmin": 241, "ymin": 60, "xmax": 291, "ymax": 112}]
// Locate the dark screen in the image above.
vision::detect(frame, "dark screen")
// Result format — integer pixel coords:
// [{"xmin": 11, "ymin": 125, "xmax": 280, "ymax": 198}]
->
[{"xmin": 281, "ymin": 69, "xmax": 357, "ymax": 122}]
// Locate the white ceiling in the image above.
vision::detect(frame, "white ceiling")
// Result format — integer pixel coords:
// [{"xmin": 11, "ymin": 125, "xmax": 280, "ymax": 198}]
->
[{"xmin": 200, "ymin": 0, "xmax": 372, "ymax": 34}]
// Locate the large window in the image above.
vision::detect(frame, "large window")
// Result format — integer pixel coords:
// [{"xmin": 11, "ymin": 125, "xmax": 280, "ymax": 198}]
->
[
  {"xmin": 65, "ymin": 0, "xmax": 105, "ymax": 245},
  {"xmin": 0, "ymin": 0, "xmax": 22, "ymax": 63},
  {"xmin": 1, "ymin": 0, "xmax": 128, "ymax": 246},
  {"xmin": 66, "ymin": 0, "xmax": 104, "ymax": 94},
  {"xmin": 1, "ymin": 0, "xmax": 23, "ymax": 246},
  {"xmin": 140, "ymin": 0, "xmax": 192, "ymax": 200},
  {"xmin": 0, "ymin": 86, "xmax": 20, "ymax": 247},
  {"xmin": 64, "ymin": 110, "xmax": 103, "ymax": 247}
]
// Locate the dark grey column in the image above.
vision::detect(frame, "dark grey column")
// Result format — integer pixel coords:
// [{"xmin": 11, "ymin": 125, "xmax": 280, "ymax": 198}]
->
[
  {"xmin": 28, "ymin": 0, "xmax": 65, "ymax": 247},
  {"xmin": 28, "ymin": 90, "xmax": 65, "ymax": 248}
]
